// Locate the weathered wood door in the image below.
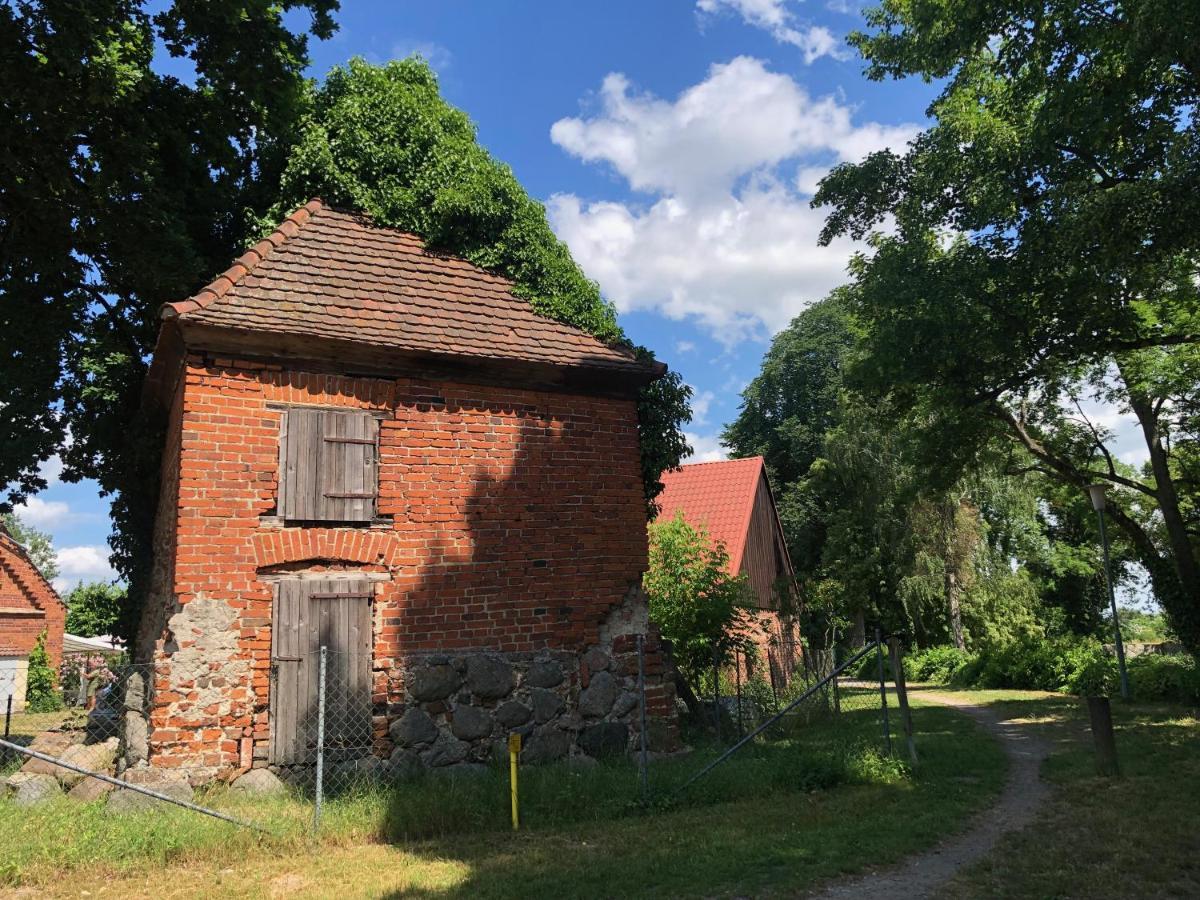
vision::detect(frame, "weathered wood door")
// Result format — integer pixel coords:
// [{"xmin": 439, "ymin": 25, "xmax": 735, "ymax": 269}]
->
[{"xmin": 269, "ymin": 578, "xmax": 373, "ymax": 765}]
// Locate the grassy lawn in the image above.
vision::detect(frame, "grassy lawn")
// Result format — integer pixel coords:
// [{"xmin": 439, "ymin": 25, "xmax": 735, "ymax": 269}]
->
[
  {"xmin": 2, "ymin": 697, "xmax": 1006, "ymax": 898},
  {"xmin": 932, "ymin": 689, "xmax": 1200, "ymax": 899}
]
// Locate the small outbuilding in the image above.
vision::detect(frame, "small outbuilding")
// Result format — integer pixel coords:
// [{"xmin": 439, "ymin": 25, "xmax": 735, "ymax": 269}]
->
[
  {"xmin": 133, "ymin": 201, "xmax": 680, "ymax": 782},
  {"xmin": 0, "ymin": 523, "xmax": 65, "ymax": 712},
  {"xmin": 656, "ymin": 456, "xmax": 801, "ymax": 686}
]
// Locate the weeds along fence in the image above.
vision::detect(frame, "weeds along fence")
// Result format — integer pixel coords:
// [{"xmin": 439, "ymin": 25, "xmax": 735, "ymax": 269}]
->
[
  {"xmin": 3, "ymin": 634, "xmax": 917, "ymax": 836},
  {"xmin": 668, "ymin": 631, "xmax": 916, "ymax": 799}
]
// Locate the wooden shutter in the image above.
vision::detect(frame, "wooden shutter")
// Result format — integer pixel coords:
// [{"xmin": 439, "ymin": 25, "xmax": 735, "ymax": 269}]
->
[
  {"xmin": 269, "ymin": 577, "xmax": 374, "ymax": 766},
  {"xmin": 278, "ymin": 408, "xmax": 379, "ymax": 522}
]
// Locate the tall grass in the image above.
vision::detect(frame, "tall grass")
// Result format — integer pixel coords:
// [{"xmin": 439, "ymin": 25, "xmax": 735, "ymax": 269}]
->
[{"xmin": 0, "ymin": 703, "xmax": 903, "ymax": 887}]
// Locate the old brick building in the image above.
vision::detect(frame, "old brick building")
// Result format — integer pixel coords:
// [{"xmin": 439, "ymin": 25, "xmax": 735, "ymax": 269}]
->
[
  {"xmin": 135, "ymin": 200, "xmax": 678, "ymax": 782},
  {"xmin": 0, "ymin": 523, "xmax": 65, "ymax": 712},
  {"xmin": 656, "ymin": 457, "xmax": 802, "ymax": 686}
]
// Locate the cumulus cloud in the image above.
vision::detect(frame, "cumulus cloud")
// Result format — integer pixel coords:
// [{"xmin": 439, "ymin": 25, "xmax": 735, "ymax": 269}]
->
[
  {"xmin": 696, "ymin": 0, "xmax": 850, "ymax": 63},
  {"xmin": 549, "ymin": 57, "xmax": 919, "ymax": 342},
  {"xmin": 14, "ymin": 496, "xmax": 72, "ymax": 529},
  {"xmin": 689, "ymin": 389, "xmax": 717, "ymax": 426},
  {"xmin": 683, "ymin": 432, "xmax": 730, "ymax": 464},
  {"xmin": 53, "ymin": 545, "xmax": 118, "ymax": 593}
]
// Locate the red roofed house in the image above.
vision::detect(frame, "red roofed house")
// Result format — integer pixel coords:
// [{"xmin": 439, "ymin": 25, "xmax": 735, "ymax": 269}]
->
[
  {"xmin": 656, "ymin": 456, "xmax": 801, "ymax": 687},
  {"xmin": 132, "ymin": 201, "xmax": 680, "ymax": 783},
  {"xmin": 0, "ymin": 523, "xmax": 66, "ymax": 712}
]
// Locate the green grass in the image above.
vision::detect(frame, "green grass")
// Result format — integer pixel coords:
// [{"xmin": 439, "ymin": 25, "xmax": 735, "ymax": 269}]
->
[
  {"xmin": 2, "ymin": 698, "xmax": 1005, "ymax": 897},
  {"xmin": 933, "ymin": 690, "xmax": 1200, "ymax": 899}
]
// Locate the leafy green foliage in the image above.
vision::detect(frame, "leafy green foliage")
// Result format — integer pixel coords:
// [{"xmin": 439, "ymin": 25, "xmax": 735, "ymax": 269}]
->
[
  {"xmin": 0, "ymin": 513, "xmax": 58, "ymax": 582},
  {"xmin": 1128, "ymin": 654, "xmax": 1200, "ymax": 704},
  {"xmin": 643, "ymin": 512, "xmax": 758, "ymax": 687},
  {"xmin": 1118, "ymin": 608, "xmax": 1175, "ymax": 644},
  {"xmin": 0, "ymin": 1, "xmax": 341, "ymax": 648},
  {"xmin": 268, "ymin": 57, "xmax": 690, "ymax": 510},
  {"xmin": 24, "ymin": 630, "xmax": 62, "ymax": 713},
  {"xmin": 64, "ymin": 582, "xmax": 127, "ymax": 637},
  {"xmin": 815, "ymin": 0, "xmax": 1200, "ymax": 652},
  {"xmin": 903, "ymin": 645, "xmax": 975, "ymax": 684}
]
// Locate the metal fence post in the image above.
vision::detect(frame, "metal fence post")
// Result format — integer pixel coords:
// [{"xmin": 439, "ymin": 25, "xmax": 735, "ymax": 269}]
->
[
  {"xmin": 734, "ymin": 648, "xmax": 743, "ymax": 737},
  {"xmin": 712, "ymin": 641, "xmax": 721, "ymax": 743},
  {"xmin": 314, "ymin": 645, "xmax": 327, "ymax": 834},
  {"xmin": 637, "ymin": 634, "xmax": 649, "ymax": 803},
  {"xmin": 875, "ymin": 628, "xmax": 891, "ymax": 755},
  {"xmin": 831, "ymin": 629, "xmax": 841, "ymax": 715},
  {"xmin": 2, "ymin": 694, "xmax": 10, "ymax": 764}
]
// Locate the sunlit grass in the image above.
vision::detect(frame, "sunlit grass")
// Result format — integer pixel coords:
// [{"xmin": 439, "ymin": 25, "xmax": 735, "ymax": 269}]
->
[
  {"xmin": 934, "ymin": 690, "xmax": 1200, "ymax": 899},
  {"xmin": 3, "ymin": 698, "xmax": 1004, "ymax": 896}
]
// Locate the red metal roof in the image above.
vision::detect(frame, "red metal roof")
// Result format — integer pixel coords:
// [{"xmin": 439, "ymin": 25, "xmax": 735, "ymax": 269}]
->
[{"xmin": 655, "ymin": 456, "xmax": 766, "ymax": 575}]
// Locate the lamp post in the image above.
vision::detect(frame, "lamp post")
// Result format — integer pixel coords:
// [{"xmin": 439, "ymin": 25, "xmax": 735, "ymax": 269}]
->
[{"xmin": 1085, "ymin": 484, "xmax": 1130, "ymax": 700}]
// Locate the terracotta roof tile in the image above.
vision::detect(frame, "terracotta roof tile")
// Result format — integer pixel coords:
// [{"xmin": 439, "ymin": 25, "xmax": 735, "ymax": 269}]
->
[
  {"xmin": 0, "ymin": 523, "xmax": 65, "ymax": 613},
  {"xmin": 164, "ymin": 201, "xmax": 657, "ymax": 377},
  {"xmin": 655, "ymin": 457, "xmax": 766, "ymax": 574}
]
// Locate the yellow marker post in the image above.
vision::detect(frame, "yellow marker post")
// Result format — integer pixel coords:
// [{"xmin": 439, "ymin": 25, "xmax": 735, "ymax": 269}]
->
[{"xmin": 508, "ymin": 732, "xmax": 522, "ymax": 830}]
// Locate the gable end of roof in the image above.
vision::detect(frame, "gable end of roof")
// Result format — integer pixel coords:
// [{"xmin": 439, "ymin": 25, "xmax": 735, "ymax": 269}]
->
[{"xmin": 162, "ymin": 199, "xmax": 324, "ymax": 320}]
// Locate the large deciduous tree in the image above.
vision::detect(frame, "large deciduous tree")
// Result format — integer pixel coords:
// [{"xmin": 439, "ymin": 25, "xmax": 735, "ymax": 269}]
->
[
  {"xmin": 2, "ymin": 20, "xmax": 690, "ymax": 646},
  {"xmin": 814, "ymin": 1, "xmax": 1200, "ymax": 652},
  {"xmin": 265, "ymin": 58, "xmax": 691, "ymax": 510}
]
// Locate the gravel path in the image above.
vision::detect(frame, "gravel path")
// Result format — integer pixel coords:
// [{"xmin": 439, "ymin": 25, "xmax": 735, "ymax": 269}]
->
[{"xmin": 809, "ymin": 690, "xmax": 1052, "ymax": 900}]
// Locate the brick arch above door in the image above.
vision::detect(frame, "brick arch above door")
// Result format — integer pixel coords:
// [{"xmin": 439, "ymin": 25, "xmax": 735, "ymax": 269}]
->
[{"xmin": 251, "ymin": 528, "xmax": 405, "ymax": 569}]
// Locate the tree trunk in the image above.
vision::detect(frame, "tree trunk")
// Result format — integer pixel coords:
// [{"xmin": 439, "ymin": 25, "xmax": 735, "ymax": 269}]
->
[
  {"xmin": 947, "ymin": 570, "xmax": 966, "ymax": 650},
  {"xmin": 850, "ymin": 608, "xmax": 866, "ymax": 648},
  {"xmin": 1126, "ymin": 387, "xmax": 1200, "ymax": 652}
]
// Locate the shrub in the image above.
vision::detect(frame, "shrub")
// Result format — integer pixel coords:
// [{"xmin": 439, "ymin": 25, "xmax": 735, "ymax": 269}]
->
[
  {"xmin": 1059, "ymin": 641, "xmax": 1119, "ymax": 697},
  {"xmin": 25, "ymin": 630, "xmax": 63, "ymax": 712},
  {"xmin": 904, "ymin": 646, "xmax": 976, "ymax": 684},
  {"xmin": 1128, "ymin": 654, "xmax": 1200, "ymax": 704}
]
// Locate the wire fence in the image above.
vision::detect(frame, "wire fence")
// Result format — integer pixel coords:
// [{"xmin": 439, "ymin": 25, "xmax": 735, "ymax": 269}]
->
[
  {"xmin": 3, "ymin": 632, "xmax": 916, "ymax": 833},
  {"xmin": 0, "ymin": 656, "xmax": 247, "ymax": 813}
]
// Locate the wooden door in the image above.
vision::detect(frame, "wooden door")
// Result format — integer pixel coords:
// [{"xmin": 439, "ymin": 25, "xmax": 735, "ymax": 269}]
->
[{"xmin": 269, "ymin": 578, "xmax": 372, "ymax": 765}]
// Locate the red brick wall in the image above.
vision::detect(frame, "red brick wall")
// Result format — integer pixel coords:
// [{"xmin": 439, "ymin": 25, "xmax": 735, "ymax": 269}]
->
[
  {"xmin": 0, "ymin": 539, "xmax": 64, "ymax": 667},
  {"xmin": 143, "ymin": 355, "xmax": 673, "ymax": 774}
]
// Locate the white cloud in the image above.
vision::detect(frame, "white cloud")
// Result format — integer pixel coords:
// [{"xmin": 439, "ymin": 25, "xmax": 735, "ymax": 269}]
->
[
  {"xmin": 390, "ymin": 39, "xmax": 452, "ymax": 71},
  {"xmin": 825, "ymin": 0, "xmax": 861, "ymax": 14},
  {"xmin": 549, "ymin": 58, "xmax": 919, "ymax": 343},
  {"xmin": 38, "ymin": 455, "xmax": 64, "ymax": 487},
  {"xmin": 53, "ymin": 545, "xmax": 118, "ymax": 593},
  {"xmin": 14, "ymin": 496, "xmax": 72, "ymax": 529},
  {"xmin": 689, "ymin": 389, "xmax": 717, "ymax": 426},
  {"xmin": 684, "ymin": 432, "xmax": 729, "ymax": 463},
  {"xmin": 675, "ymin": 340, "xmax": 697, "ymax": 354},
  {"xmin": 696, "ymin": 0, "xmax": 850, "ymax": 63}
]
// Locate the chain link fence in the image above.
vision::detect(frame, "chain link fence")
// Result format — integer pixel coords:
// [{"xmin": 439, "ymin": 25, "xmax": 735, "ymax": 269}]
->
[
  {"xmin": 3, "ymin": 633, "xmax": 916, "ymax": 834},
  {"xmin": 0, "ymin": 656, "xmax": 262, "ymax": 817},
  {"xmin": 666, "ymin": 635, "xmax": 910, "ymax": 798}
]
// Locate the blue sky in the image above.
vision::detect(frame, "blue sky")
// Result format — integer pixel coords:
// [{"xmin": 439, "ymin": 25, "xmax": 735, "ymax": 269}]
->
[{"xmin": 17, "ymin": 0, "xmax": 1150, "ymax": 597}]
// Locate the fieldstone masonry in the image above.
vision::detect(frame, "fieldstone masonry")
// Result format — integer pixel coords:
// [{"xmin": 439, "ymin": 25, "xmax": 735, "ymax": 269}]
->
[{"xmin": 131, "ymin": 356, "xmax": 681, "ymax": 784}]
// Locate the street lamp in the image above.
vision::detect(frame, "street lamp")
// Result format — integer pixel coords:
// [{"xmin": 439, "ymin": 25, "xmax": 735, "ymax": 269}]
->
[{"xmin": 1085, "ymin": 484, "xmax": 1130, "ymax": 700}]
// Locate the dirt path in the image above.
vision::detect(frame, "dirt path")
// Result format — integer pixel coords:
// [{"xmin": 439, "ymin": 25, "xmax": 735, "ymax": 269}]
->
[{"xmin": 809, "ymin": 690, "xmax": 1052, "ymax": 900}]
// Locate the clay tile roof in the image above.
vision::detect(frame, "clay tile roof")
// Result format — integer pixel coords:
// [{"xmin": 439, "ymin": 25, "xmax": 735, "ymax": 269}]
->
[
  {"xmin": 655, "ymin": 456, "xmax": 766, "ymax": 575},
  {"xmin": 163, "ymin": 200, "xmax": 659, "ymax": 378},
  {"xmin": 0, "ymin": 523, "xmax": 65, "ymax": 612}
]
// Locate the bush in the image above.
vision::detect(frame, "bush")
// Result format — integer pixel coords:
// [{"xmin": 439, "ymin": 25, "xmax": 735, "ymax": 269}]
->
[
  {"xmin": 904, "ymin": 646, "xmax": 976, "ymax": 684},
  {"xmin": 1128, "ymin": 654, "xmax": 1200, "ymax": 704},
  {"xmin": 25, "ymin": 630, "xmax": 63, "ymax": 712}
]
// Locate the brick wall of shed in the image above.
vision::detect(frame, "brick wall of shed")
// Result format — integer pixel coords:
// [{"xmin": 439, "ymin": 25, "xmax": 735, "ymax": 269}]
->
[
  {"xmin": 0, "ymin": 550, "xmax": 64, "ymax": 668},
  {"xmin": 141, "ymin": 355, "xmax": 677, "ymax": 779}
]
